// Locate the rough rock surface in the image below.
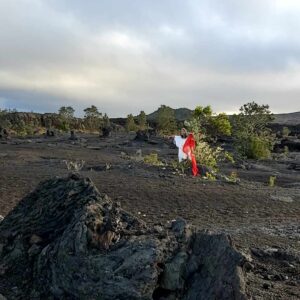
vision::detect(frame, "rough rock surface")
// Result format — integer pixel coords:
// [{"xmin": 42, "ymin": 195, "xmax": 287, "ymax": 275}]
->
[
  {"xmin": 0, "ymin": 175, "xmax": 248, "ymax": 299},
  {"xmin": 135, "ymin": 130, "xmax": 151, "ymax": 142}
]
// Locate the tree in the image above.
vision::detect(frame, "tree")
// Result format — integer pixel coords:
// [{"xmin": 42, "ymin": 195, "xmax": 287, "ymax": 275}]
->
[
  {"xmin": 58, "ymin": 106, "xmax": 75, "ymax": 131},
  {"xmin": 83, "ymin": 105, "xmax": 103, "ymax": 130},
  {"xmin": 137, "ymin": 111, "xmax": 147, "ymax": 130},
  {"xmin": 156, "ymin": 105, "xmax": 176, "ymax": 134},
  {"xmin": 232, "ymin": 101, "xmax": 275, "ymax": 159},
  {"xmin": 102, "ymin": 113, "xmax": 110, "ymax": 128},
  {"xmin": 126, "ymin": 114, "xmax": 137, "ymax": 131},
  {"xmin": 192, "ymin": 105, "xmax": 231, "ymax": 139},
  {"xmin": 84, "ymin": 105, "xmax": 102, "ymax": 119},
  {"xmin": 58, "ymin": 106, "xmax": 75, "ymax": 120},
  {"xmin": 211, "ymin": 113, "xmax": 232, "ymax": 137}
]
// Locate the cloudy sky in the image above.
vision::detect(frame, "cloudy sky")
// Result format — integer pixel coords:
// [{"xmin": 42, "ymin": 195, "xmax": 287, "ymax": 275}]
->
[{"xmin": 0, "ymin": 0, "xmax": 300, "ymax": 117}]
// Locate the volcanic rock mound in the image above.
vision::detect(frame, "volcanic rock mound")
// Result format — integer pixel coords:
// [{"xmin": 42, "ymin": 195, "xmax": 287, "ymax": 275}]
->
[{"xmin": 0, "ymin": 175, "xmax": 248, "ymax": 299}]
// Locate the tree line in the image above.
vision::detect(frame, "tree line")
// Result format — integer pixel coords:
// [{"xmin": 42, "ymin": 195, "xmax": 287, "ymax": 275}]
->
[{"xmin": 1, "ymin": 101, "xmax": 282, "ymax": 160}]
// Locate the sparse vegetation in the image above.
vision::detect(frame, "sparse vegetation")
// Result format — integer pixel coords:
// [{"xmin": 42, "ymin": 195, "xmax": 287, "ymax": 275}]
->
[
  {"xmin": 268, "ymin": 175, "xmax": 276, "ymax": 187},
  {"xmin": 281, "ymin": 126, "xmax": 290, "ymax": 138},
  {"xmin": 171, "ymin": 160, "xmax": 190, "ymax": 175},
  {"xmin": 283, "ymin": 145, "xmax": 289, "ymax": 156},
  {"xmin": 227, "ymin": 171, "xmax": 239, "ymax": 183},
  {"xmin": 63, "ymin": 160, "xmax": 85, "ymax": 172},
  {"xmin": 204, "ymin": 171, "xmax": 216, "ymax": 181},
  {"xmin": 143, "ymin": 153, "xmax": 164, "ymax": 166}
]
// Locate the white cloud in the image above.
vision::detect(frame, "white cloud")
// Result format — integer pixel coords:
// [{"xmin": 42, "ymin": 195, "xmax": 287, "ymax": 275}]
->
[{"xmin": 0, "ymin": 0, "xmax": 299, "ymax": 116}]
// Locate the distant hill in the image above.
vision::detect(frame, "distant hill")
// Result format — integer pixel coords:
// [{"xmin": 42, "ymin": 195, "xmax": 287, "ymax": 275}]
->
[
  {"xmin": 147, "ymin": 108, "xmax": 300, "ymax": 125},
  {"xmin": 272, "ymin": 111, "xmax": 300, "ymax": 125},
  {"xmin": 147, "ymin": 107, "xmax": 192, "ymax": 122}
]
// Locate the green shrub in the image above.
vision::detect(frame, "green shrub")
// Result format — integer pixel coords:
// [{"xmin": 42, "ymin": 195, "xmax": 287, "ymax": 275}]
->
[
  {"xmin": 204, "ymin": 172, "xmax": 216, "ymax": 181},
  {"xmin": 143, "ymin": 153, "xmax": 164, "ymax": 166},
  {"xmin": 224, "ymin": 151, "xmax": 235, "ymax": 163},
  {"xmin": 269, "ymin": 176, "xmax": 276, "ymax": 187},
  {"xmin": 282, "ymin": 126, "xmax": 290, "ymax": 137},
  {"xmin": 57, "ymin": 121, "xmax": 70, "ymax": 132},
  {"xmin": 126, "ymin": 114, "xmax": 137, "ymax": 132},
  {"xmin": 228, "ymin": 171, "xmax": 239, "ymax": 183},
  {"xmin": 170, "ymin": 160, "xmax": 190, "ymax": 175},
  {"xmin": 193, "ymin": 140, "xmax": 222, "ymax": 169},
  {"xmin": 243, "ymin": 136, "xmax": 272, "ymax": 159},
  {"xmin": 232, "ymin": 102, "xmax": 275, "ymax": 159}
]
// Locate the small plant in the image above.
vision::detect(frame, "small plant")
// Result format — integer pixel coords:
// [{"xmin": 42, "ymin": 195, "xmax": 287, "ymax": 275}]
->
[
  {"xmin": 143, "ymin": 153, "xmax": 164, "ymax": 166},
  {"xmin": 204, "ymin": 172, "xmax": 216, "ymax": 181},
  {"xmin": 227, "ymin": 171, "xmax": 240, "ymax": 183},
  {"xmin": 269, "ymin": 176, "xmax": 276, "ymax": 187},
  {"xmin": 282, "ymin": 126, "xmax": 290, "ymax": 138},
  {"xmin": 229, "ymin": 171, "xmax": 237, "ymax": 180},
  {"xmin": 170, "ymin": 160, "xmax": 189, "ymax": 175},
  {"xmin": 63, "ymin": 160, "xmax": 85, "ymax": 172},
  {"xmin": 131, "ymin": 149, "xmax": 143, "ymax": 162},
  {"xmin": 224, "ymin": 152, "xmax": 235, "ymax": 163}
]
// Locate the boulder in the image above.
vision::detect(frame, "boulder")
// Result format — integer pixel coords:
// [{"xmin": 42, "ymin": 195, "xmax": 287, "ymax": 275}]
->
[
  {"xmin": 100, "ymin": 126, "xmax": 112, "ymax": 138},
  {"xmin": 135, "ymin": 130, "xmax": 150, "ymax": 142},
  {"xmin": 0, "ymin": 175, "xmax": 248, "ymax": 300},
  {"xmin": 0, "ymin": 129, "xmax": 9, "ymax": 140},
  {"xmin": 69, "ymin": 130, "xmax": 78, "ymax": 140},
  {"xmin": 46, "ymin": 129, "xmax": 55, "ymax": 137}
]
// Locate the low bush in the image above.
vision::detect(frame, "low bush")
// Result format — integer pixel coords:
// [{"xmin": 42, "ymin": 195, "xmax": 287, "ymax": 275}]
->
[
  {"xmin": 241, "ymin": 135, "xmax": 272, "ymax": 159},
  {"xmin": 143, "ymin": 153, "xmax": 164, "ymax": 166},
  {"xmin": 269, "ymin": 176, "xmax": 276, "ymax": 187}
]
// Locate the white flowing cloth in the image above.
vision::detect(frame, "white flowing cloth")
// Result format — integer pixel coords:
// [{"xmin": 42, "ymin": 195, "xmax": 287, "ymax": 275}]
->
[{"xmin": 174, "ymin": 135, "xmax": 187, "ymax": 162}]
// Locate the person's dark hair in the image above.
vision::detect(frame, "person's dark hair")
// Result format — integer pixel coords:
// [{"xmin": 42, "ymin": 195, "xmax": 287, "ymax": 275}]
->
[{"xmin": 180, "ymin": 128, "xmax": 188, "ymax": 138}]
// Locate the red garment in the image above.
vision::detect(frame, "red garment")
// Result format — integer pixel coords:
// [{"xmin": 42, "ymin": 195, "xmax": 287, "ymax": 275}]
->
[{"xmin": 183, "ymin": 133, "xmax": 199, "ymax": 176}]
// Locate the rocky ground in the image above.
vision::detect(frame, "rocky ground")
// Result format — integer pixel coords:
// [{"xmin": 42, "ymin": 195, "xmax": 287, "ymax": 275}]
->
[{"xmin": 0, "ymin": 132, "xmax": 299, "ymax": 299}]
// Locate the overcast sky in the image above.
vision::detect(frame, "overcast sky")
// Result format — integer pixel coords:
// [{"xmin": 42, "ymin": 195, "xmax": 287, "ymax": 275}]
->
[{"xmin": 0, "ymin": 0, "xmax": 300, "ymax": 117}]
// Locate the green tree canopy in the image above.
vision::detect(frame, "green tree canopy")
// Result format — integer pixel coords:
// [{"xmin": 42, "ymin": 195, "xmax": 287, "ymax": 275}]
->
[
  {"xmin": 84, "ymin": 105, "xmax": 102, "ymax": 119},
  {"xmin": 126, "ymin": 114, "xmax": 137, "ymax": 131},
  {"xmin": 137, "ymin": 111, "xmax": 147, "ymax": 130},
  {"xmin": 233, "ymin": 101, "xmax": 274, "ymax": 136},
  {"xmin": 57, "ymin": 106, "xmax": 75, "ymax": 131},
  {"xmin": 232, "ymin": 101, "xmax": 275, "ymax": 159},
  {"xmin": 83, "ymin": 105, "xmax": 103, "ymax": 130},
  {"xmin": 156, "ymin": 105, "xmax": 176, "ymax": 134},
  {"xmin": 190, "ymin": 105, "xmax": 231, "ymax": 138},
  {"xmin": 58, "ymin": 106, "xmax": 75, "ymax": 120}
]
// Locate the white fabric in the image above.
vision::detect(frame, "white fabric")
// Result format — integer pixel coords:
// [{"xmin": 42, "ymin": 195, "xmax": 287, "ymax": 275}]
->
[{"xmin": 174, "ymin": 136, "xmax": 187, "ymax": 162}]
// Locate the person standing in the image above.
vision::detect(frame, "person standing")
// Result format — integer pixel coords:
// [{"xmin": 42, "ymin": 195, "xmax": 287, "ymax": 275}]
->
[
  {"xmin": 173, "ymin": 128, "xmax": 188, "ymax": 162},
  {"xmin": 173, "ymin": 128, "xmax": 198, "ymax": 176}
]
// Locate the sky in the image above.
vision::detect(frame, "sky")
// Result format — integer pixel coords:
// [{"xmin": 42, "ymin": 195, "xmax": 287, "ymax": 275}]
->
[{"xmin": 0, "ymin": 0, "xmax": 300, "ymax": 117}]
